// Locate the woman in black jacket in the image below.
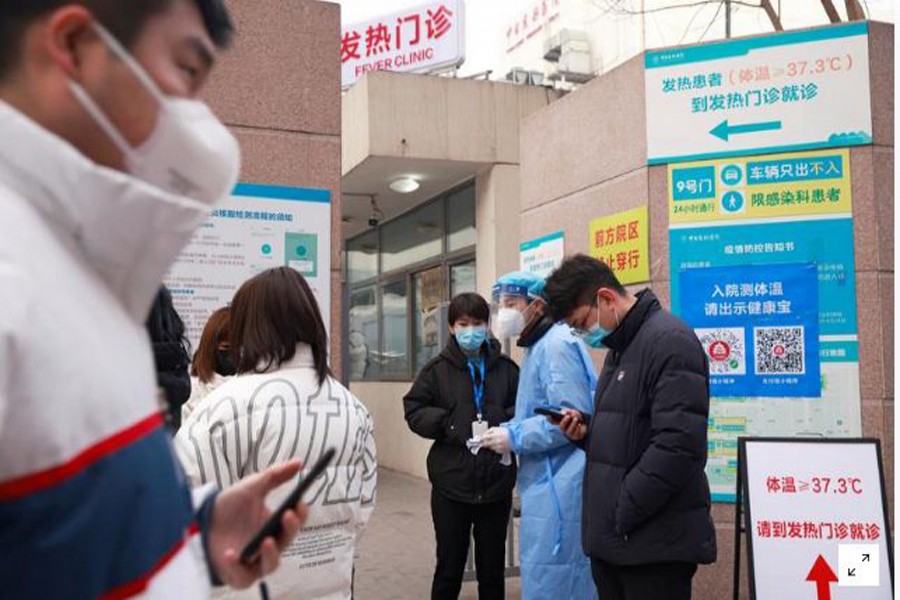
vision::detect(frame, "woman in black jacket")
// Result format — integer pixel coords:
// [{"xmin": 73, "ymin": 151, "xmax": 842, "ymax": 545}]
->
[{"xmin": 404, "ymin": 292, "xmax": 518, "ymax": 600}]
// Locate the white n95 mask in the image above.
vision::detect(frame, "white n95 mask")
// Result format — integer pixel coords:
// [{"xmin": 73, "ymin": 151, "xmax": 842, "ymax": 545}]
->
[
  {"xmin": 68, "ymin": 23, "xmax": 240, "ymax": 204},
  {"xmin": 493, "ymin": 308, "xmax": 526, "ymax": 339}
]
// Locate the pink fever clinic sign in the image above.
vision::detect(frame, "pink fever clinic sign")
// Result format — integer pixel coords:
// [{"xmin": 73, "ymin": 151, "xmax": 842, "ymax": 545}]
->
[{"xmin": 341, "ymin": 0, "xmax": 465, "ymax": 89}]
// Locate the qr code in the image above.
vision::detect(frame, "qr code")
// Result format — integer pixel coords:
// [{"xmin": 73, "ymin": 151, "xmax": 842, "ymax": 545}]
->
[
  {"xmin": 754, "ymin": 326, "xmax": 805, "ymax": 374},
  {"xmin": 695, "ymin": 327, "xmax": 746, "ymax": 375}
]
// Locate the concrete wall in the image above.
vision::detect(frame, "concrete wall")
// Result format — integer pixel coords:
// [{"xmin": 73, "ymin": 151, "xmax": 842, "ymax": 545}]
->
[
  {"xmin": 342, "ymin": 71, "xmax": 557, "ymax": 188},
  {"xmin": 519, "ymin": 22, "xmax": 893, "ymax": 600},
  {"xmin": 476, "ymin": 165, "xmax": 523, "ymax": 299},
  {"xmin": 356, "ymin": 72, "xmax": 556, "ymax": 166},
  {"xmin": 205, "ymin": 0, "xmax": 344, "ymax": 377},
  {"xmin": 860, "ymin": 22, "xmax": 895, "ymax": 524}
]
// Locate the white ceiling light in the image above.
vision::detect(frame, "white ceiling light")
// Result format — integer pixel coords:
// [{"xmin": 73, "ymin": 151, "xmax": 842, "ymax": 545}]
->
[{"xmin": 389, "ymin": 177, "xmax": 420, "ymax": 194}]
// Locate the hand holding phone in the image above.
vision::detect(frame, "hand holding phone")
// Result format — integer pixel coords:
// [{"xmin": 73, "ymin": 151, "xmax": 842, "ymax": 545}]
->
[
  {"xmin": 239, "ymin": 447, "xmax": 336, "ymax": 565},
  {"xmin": 558, "ymin": 410, "xmax": 589, "ymax": 442},
  {"xmin": 534, "ymin": 405, "xmax": 566, "ymax": 422}
]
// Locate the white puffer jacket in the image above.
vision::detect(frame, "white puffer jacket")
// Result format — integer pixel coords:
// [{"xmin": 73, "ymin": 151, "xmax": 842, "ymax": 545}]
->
[
  {"xmin": 0, "ymin": 100, "xmax": 217, "ymax": 599},
  {"xmin": 175, "ymin": 345, "xmax": 377, "ymax": 600},
  {"xmin": 183, "ymin": 374, "xmax": 233, "ymax": 423}
]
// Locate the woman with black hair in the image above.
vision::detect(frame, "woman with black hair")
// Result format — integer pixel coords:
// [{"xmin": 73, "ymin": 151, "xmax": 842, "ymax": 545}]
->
[
  {"xmin": 176, "ymin": 267, "xmax": 377, "ymax": 600},
  {"xmin": 404, "ymin": 292, "xmax": 519, "ymax": 600}
]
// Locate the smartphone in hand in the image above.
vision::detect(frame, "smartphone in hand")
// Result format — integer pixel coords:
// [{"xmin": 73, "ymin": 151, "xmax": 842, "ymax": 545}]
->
[
  {"xmin": 239, "ymin": 447, "xmax": 337, "ymax": 565},
  {"xmin": 534, "ymin": 405, "xmax": 591, "ymax": 425},
  {"xmin": 534, "ymin": 405, "xmax": 567, "ymax": 422}
]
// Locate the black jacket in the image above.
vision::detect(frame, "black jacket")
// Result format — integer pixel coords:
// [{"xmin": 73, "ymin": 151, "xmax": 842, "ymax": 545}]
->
[
  {"xmin": 580, "ymin": 290, "xmax": 716, "ymax": 565},
  {"xmin": 145, "ymin": 287, "xmax": 191, "ymax": 430},
  {"xmin": 404, "ymin": 337, "xmax": 518, "ymax": 504},
  {"xmin": 152, "ymin": 341, "xmax": 191, "ymax": 428}
]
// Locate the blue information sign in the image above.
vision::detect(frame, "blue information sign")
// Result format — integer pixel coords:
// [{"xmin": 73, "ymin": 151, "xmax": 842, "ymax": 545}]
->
[{"xmin": 680, "ymin": 263, "xmax": 820, "ymax": 397}]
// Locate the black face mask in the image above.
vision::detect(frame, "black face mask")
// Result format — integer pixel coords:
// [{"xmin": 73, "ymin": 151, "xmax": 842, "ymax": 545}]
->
[{"xmin": 215, "ymin": 348, "xmax": 237, "ymax": 377}]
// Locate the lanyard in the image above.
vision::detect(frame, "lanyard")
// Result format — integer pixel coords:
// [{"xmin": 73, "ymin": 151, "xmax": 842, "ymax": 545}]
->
[{"xmin": 467, "ymin": 357, "xmax": 486, "ymax": 421}]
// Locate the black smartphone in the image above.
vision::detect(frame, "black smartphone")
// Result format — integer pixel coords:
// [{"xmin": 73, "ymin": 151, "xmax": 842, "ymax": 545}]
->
[
  {"xmin": 239, "ymin": 447, "xmax": 336, "ymax": 565},
  {"xmin": 534, "ymin": 405, "xmax": 566, "ymax": 422},
  {"xmin": 534, "ymin": 406, "xmax": 591, "ymax": 424}
]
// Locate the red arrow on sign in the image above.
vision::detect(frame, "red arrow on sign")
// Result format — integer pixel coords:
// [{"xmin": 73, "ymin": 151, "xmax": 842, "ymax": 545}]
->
[{"xmin": 806, "ymin": 555, "xmax": 838, "ymax": 600}]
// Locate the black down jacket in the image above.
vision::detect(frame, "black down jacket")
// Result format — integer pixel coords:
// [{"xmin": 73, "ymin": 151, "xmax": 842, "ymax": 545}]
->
[
  {"xmin": 404, "ymin": 336, "xmax": 518, "ymax": 504},
  {"xmin": 580, "ymin": 289, "xmax": 717, "ymax": 566}
]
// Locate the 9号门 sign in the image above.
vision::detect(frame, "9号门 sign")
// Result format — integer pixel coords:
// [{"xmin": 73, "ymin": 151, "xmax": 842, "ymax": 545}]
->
[
  {"xmin": 645, "ymin": 22, "xmax": 871, "ymax": 164},
  {"xmin": 341, "ymin": 0, "xmax": 465, "ymax": 89}
]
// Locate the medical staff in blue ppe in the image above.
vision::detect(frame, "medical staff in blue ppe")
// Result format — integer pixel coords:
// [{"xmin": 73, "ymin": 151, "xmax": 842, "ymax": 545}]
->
[{"xmin": 481, "ymin": 271, "xmax": 599, "ymax": 600}]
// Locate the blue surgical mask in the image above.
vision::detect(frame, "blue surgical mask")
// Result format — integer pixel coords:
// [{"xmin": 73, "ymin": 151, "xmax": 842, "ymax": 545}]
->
[
  {"xmin": 455, "ymin": 326, "xmax": 488, "ymax": 352},
  {"xmin": 574, "ymin": 294, "xmax": 616, "ymax": 348},
  {"xmin": 577, "ymin": 323, "xmax": 609, "ymax": 348}
]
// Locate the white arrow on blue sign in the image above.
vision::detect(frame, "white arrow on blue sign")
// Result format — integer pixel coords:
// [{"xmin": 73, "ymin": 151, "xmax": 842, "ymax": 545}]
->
[{"xmin": 645, "ymin": 22, "xmax": 872, "ymax": 165}]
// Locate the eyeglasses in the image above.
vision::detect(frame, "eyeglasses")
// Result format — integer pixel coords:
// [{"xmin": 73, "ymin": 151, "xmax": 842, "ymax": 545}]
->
[{"xmin": 569, "ymin": 306, "xmax": 595, "ymax": 337}]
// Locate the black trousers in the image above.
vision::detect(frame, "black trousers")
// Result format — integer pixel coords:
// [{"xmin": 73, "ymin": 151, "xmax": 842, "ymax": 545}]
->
[
  {"xmin": 591, "ymin": 559, "xmax": 698, "ymax": 600},
  {"xmin": 430, "ymin": 490, "xmax": 511, "ymax": 600}
]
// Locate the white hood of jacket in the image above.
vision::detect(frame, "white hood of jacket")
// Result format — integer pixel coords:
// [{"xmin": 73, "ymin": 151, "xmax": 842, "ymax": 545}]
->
[{"xmin": 0, "ymin": 100, "xmax": 213, "ymax": 322}]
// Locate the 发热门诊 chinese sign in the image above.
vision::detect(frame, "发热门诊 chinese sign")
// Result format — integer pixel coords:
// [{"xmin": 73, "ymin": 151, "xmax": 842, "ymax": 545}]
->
[{"xmin": 341, "ymin": 0, "xmax": 465, "ymax": 88}]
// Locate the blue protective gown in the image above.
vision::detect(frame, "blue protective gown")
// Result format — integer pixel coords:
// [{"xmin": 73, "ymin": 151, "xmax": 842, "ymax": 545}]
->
[{"xmin": 503, "ymin": 322, "xmax": 598, "ymax": 600}]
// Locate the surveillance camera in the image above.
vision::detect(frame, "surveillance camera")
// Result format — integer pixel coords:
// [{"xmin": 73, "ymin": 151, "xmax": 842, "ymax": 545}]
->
[{"xmin": 368, "ymin": 217, "xmax": 379, "ymax": 227}]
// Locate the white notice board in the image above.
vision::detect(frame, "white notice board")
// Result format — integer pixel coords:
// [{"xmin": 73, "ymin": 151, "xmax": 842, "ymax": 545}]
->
[
  {"xmin": 165, "ymin": 183, "xmax": 332, "ymax": 350},
  {"xmin": 519, "ymin": 231, "xmax": 565, "ymax": 279},
  {"xmin": 739, "ymin": 438, "xmax": 892, "ymax": 600}
]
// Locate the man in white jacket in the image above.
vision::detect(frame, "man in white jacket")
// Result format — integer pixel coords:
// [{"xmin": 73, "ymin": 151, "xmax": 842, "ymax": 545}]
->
[{"xmin": 0, "ymin": 2, "xmax": 310, "ymax": 598}]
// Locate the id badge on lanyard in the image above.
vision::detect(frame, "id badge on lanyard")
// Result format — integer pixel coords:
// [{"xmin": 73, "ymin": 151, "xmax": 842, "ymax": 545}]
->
[{"xmin": 468, "ymin": 357, "xmax": 486, "ymax": 438}]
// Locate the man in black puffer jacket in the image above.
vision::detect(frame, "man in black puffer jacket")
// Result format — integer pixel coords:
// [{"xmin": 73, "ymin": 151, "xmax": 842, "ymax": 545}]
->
[
  {"xmin": 543, "ymin": 255, "xmax": 716, "ymax": 600},
  {"xmin": 404, "ymin": 292, "xmax": 518, "ymax": 600}
]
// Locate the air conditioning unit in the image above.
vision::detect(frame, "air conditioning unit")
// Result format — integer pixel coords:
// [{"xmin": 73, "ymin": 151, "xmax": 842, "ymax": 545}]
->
[
  {"xmin": 548, "ymin": 49, "xmax": 594, "ymax": 84},
  {"xmin": 560, "ymin": 51, "xmax": 591, "ymax": 76},
  {"xmin": 544, "ymin": 29, "xmax": 589, "ymax": 62},
  {"xmin": 544, "ymin": 37, "xmax": 561, "ymax": 62},
  {"xmin": 505, "ymin": 67, "xmax": 530, "ymax": 85},
  {"xmin": 505, "ymin": 68, "xmax": 545, "ymax": 86}
]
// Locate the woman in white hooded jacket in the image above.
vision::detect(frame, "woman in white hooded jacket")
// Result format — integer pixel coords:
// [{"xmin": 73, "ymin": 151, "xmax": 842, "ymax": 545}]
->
[{"xmin": 176, "ymin": 267, "xmax": 377, "ymax": 600}]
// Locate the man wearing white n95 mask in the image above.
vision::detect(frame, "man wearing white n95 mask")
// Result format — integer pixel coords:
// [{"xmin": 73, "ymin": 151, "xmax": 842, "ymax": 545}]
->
[
  {"xmin": 482, "ymin": 271, "xmax": 598, "ymax": 600},
  {"xmin": 0, "ymin": 2, "xmax": 309, "ymax": 598}
]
